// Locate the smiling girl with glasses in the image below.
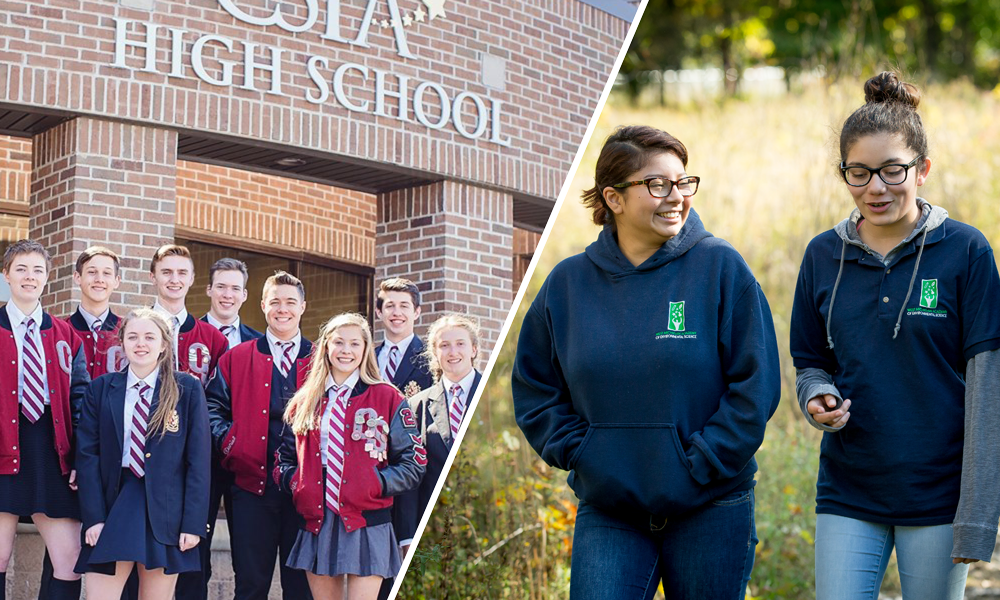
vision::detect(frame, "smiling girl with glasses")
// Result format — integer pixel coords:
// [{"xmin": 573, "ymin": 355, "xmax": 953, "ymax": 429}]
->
[
  {"xmin": 791, "ymin": 71, "xmax": 1000, "ymax": 600},
  {"xmin": 512, "ymin": 125, "xmax": 780, "ymax": 599}
]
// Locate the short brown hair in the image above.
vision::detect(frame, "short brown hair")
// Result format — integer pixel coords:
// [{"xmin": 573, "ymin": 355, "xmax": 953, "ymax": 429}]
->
[
  {"xmin": 150, "ymin": 244, "xmax": 193, "ymax": 273},
  {"xmin": 262, "ymin": 270, "xmax": 305, "ymax": 301},
  {"xmin": 581, "ymin": 125, "xmax": 689, "ymax": 229},
  {"xmin": 376, "ymin": 278, "xmax": 420, "ymax": 310},
  {"xmin": 3, "ymin": 240, "xmax": 52, "ymax": 273},
  {"xmin": 209, "ymin": 258, "xmax": 249, "ymax": 287},
  {"xmin": 75, "ymin": 246, "xmax": 120, "ymax": 276}
]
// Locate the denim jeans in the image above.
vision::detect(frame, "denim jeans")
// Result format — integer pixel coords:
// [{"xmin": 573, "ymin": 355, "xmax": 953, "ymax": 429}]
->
[
  {"xmin": 569, "ymin": 488, "xmax": 757, "ymax": 600},
  {"xmin": 815, "ymin": 513, "xmax": 969, "ymax": 600}
]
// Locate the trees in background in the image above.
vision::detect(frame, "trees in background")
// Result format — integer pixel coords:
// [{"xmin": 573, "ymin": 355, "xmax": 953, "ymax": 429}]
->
[{"xmin": 622, "ymin": 0, "xmax": 1000, "ymax": 100}]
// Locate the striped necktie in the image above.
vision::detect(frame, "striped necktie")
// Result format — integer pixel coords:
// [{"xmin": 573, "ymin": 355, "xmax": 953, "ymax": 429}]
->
[
  {"xmin": 220, "ymin": 324, "xmax": 235, "ymax": 338},
  {"xmin": 325, "ymin": 386, "xmax": 350, "ymax": 513},
  {"xmin": 449, "ymin": 384, "xmax": 465, "ymax": 438},
  {"xmin": 91, "ymin": 318, "xmax": 103, "ymax": 344},
  {"xmin": 277, "ymin": 341, "xmax": 295, "ymax": 376},
  {"xmin": 384, "ymin": 345, "xmax": 399, "ymax": 381},
  {"xmin": 20, "ymin": 318, "xmax": 46, "ymax": 423},
  {"xmin": 129, "ymin": 382, "xmax": 152, "ymax": 478}
]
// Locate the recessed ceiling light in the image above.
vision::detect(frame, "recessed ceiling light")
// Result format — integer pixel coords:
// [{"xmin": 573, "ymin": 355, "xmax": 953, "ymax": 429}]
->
[{"xmin": 275, "ymin": 157, "xmax": 307, "ymax": 167}]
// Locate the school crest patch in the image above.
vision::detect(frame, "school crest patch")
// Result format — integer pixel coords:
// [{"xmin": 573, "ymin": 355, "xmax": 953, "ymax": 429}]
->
[
  {"xmin": 165, "ymin": 409, "xmax": 180, "ymax": 433},
  {"xmin": 403, "ymin": 381, "xmax": 422, "ymax": 398}
]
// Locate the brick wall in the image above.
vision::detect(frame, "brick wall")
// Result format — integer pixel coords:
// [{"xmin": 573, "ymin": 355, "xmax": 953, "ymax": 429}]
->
[
  {"xmin": 30, "ymin": 118, "xmax": 177, "ymax": 315},
  {"xmin": 176, "ymin": 160, "xmax": 376, "ymax": 267},
  {"xmin": 0, "ymin": 0, "xmax": 628, "ymax": 202},
  {"xmin": 376, "ymin": 180, "xmax": 512, "ymax": 361},
  {"xmin": 0, "ymin": 134, "xmax": 30, "ymax": 204}
]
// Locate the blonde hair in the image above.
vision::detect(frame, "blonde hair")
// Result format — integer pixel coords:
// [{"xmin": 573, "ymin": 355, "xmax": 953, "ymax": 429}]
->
[
  {"xmin": 423, "ymin": 313, "xmax": 481, "ymax": 381},
  {"xmin": 284, "ymin": 313, "xmax": 383, "ymax": 435},
  {"xmin": 118, "ymin": 308, "xmax": 179, "ymax": 438}
]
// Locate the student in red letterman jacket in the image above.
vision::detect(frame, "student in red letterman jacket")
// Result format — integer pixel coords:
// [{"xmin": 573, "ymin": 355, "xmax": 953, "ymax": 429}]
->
[
  {"xmin": 205, "ymin": 271, "xmax": 312, "ymax": 600},
  {"xmin": 147, "ymin": 244, "xmax": 227, "ymax": 600},
  {"xmin": 68, "ymin": 247, "xmax": 127, "ymax": 380},
  {"xmin": 395, "ymin": 314, "xmax": 482, "ymax": 546},
  {"xmin": 74, "ymin": 308, "xmax": 210, "ymax": 600},
  {"xmin": 0, "ymin": 240, "xmax": 90, "ymax": 600},
  {"xmin": 275, "ymin": 313, "xmax": 425, "ymax": 600}
]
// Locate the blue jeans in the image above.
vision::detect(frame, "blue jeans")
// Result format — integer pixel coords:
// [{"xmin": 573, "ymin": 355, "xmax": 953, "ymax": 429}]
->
[
  {"xmin": 815, "ymin": 513, "xmax": 969, "ymax": 600},
  {"xmin": 570, "ymin": 488, "xmax": 757, "ymax": 600}
]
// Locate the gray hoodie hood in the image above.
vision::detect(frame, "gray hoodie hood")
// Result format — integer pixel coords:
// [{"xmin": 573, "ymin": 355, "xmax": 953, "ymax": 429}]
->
[{"xmin": 825, "ymin": 198, "xmax": 949, "ymax": 348}]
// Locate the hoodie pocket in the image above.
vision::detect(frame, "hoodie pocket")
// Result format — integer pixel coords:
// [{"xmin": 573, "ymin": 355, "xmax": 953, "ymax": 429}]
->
[{"xmin": 569, "ymin": 424, "xmax": 709, "ymax": 517}]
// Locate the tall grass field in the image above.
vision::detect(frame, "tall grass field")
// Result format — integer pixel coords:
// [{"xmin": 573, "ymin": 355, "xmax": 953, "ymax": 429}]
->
[{"xmin": 401, "ymin": 78, "xmax": 1000, "ymax": 600}]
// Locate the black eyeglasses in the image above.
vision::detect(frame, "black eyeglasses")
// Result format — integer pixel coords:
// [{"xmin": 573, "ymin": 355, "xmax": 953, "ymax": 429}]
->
[
  {"xmin": 840, "ymin": 156, "xmax": 922, "ymax": 187},
  {"xmin": 612, "ymin": 176, "xmax": 700, "ymax": 198}
]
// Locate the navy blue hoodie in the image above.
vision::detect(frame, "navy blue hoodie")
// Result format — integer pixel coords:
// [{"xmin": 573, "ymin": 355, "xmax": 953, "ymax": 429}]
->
[{"xmin": 512, "ymin": 211, "xmax": 781, "ymax": 519}]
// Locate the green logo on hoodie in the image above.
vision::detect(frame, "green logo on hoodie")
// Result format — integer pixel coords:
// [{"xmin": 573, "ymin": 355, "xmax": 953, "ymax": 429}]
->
[
  {"xmin": 920, "ymin": 279, "xmax": 938, "ymax": 309},
  {"xmin": 656, "ymin": 302, "xmax": 697, "ymax": 339},
  {"xmin": 668, "ymin": 301, "xmax": 685, "ymax": 331}
]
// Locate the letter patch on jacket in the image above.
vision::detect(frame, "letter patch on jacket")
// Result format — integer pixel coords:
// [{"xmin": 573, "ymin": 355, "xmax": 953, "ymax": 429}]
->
[
  {"xmin": 410, "ymin": 433, "xmax": 427, "ymax": 466},
  {"xmin": 56, "ymin": 340, "xmax": 73, "ymax": 375},
  {"xmin": 187, "ymin": 343, "xmax": 211, "ymax": 384},
  {"xmin": 106, "ymin": 345, "xmax": 129, "ymax": 373},
  {"xmin": 400, "ymin": 406, "xmax": 417, "ymax": 428},
  {"xmin": 353, "ymin": 408, "xmax": 389, "ymax": 462}
]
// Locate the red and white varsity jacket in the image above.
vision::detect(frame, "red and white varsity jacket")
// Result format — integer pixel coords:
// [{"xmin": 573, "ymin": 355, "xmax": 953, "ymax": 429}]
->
[
  {"xmin": 0, "ymin": 308, "xmax": 89, "ymax": 475},
  {"xmin": 274, "ymin": 381, "xmax": 425, "ymax": 534}
]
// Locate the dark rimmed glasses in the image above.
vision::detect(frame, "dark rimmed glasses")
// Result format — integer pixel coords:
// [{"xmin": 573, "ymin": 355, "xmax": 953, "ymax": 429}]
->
[
  {"xmin": 840, "ymin": 156, "xmax": 922, "ymax": 187},
  {"xmin": 612, "ymin": 176, "xmax": 700, "ymax": 198}
]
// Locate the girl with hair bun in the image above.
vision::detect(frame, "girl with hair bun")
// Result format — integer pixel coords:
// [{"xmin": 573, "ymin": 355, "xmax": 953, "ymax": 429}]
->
[
  {"xmin": 513, "ymin": 125, "xmax": 781, "ymax": 598},
  {"xmin": 791, "ymin": 71, "xmax": 1000, "ymax": 598}
]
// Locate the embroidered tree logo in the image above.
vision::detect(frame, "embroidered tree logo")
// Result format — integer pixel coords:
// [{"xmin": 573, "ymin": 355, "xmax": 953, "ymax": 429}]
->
[
  {"xmin": 668, "ymin": 301, "xmax": 685, "ymax": 332},
  {"xmin": 920, "ymin": 279, "xmax": 938, "ymax": 309}
]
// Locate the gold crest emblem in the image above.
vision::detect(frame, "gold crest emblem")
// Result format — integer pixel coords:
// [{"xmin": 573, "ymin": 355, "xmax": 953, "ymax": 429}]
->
[
  {"xmin": 166, "ymin": 410, "xmax": 180, "ymax": 433},
  {"xmin": 404, "ymin": 381, "xmax": 422, "ymax": 398}
]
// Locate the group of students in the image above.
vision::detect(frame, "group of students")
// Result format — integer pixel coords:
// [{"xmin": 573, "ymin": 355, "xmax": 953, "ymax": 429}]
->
[{"xmin": 0, "ymin": 241, "xmax": 481, "ymax": 600}]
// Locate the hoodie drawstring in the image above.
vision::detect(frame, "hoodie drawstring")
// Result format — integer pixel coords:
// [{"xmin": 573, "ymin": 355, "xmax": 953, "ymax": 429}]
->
[
  {"xmin": 893, "ymin": 226, "xmax": 930, "ymax": 339},
  {"xmin": 826, "ymin": 239, "xmax": 847, "ymax": 349}
]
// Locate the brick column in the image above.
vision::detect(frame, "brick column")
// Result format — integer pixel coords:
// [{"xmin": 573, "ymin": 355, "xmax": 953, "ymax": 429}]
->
[
  {"xmin": 376, "ymin": 181, "xmax": 513, "ymax": 363},
  {"xmin": 30, "ymin": 117, "xmax": 177, "ymax": 315}
]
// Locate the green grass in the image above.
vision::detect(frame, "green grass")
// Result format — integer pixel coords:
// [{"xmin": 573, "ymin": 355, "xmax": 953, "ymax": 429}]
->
[{"xmin": 400, "ymin": 78, "xmax": 1000, "ymax": 600}]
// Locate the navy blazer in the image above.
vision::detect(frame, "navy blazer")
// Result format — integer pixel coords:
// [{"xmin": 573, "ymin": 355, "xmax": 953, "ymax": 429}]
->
[
  {"xmin": 394, "ymin": 371, "xmax": 481, "ymax": 540},
  {"xmin": 76, "ymin": 371, "xmax": 212, "ymax": 544},
  {"xmin": 375, "ymin": 336, "xmax": 433, "ymax": 393},
  {"xmin": 199, "ymin": 315, "xmax": 263, "ymax": 344}
]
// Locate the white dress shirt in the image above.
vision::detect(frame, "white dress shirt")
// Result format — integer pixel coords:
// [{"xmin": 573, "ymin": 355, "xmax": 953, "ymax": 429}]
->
[{"xmin": 377, "ymin": 333, "xmax": 415, "ymax": 380}]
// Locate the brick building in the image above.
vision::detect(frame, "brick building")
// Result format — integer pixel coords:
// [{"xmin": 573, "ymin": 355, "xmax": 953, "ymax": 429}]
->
[{"xmin": 0, "ymin": 0, "xmax": 632, "ymax": 596}]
